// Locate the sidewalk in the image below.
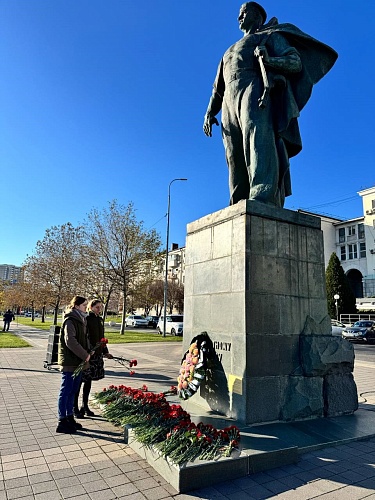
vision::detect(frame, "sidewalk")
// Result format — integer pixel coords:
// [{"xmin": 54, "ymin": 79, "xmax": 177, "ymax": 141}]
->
[{"xmin": 1, "ymin": 324, "xmax": 375, "ymax": 500}]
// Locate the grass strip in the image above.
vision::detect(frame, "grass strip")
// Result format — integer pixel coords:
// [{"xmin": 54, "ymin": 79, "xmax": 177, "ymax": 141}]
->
[
  {"xmin": 0, "ymin": 333, "xmax": 31, "ymax": 348},
  {"xmin": 14, "ymin": 317, "xmax": 51, "ymax": 331},
  {"xmin": 104, "ymin": 331, "xmax": 182, "ymax": 343},
  {"xmin": 13, "ymin": 317, "xmax": 182, "ymax": 343}
]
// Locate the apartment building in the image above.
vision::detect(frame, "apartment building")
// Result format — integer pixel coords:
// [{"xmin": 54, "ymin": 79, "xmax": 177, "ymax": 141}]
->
[
  {"xmin": 0, "ymin": 264, "xmax": 22, "ymax": 285},
  {"xmin": 165, "ymin": 244, "xmax": 185, "ymax": 286}
]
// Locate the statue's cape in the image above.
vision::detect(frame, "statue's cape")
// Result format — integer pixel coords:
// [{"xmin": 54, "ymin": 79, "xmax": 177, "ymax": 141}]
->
[{"xmin": 258, "ymin": 23, "xmax": 338, "ymax": 159}]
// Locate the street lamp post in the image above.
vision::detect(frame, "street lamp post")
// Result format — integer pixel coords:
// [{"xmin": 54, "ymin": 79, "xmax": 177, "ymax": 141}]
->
[
  {"xmin": 334, "ymin": 293, "xmax": 340, "ymax": 320},
  {"xmin": 163, "ymin": 178, "xmax": 187, "ymax": 337}
]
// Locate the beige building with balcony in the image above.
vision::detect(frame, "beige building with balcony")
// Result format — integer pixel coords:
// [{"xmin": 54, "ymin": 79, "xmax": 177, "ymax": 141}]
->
[
  {"xmin": 165, "ymin": 244, "xmax": 185, "ymax": 286},
  {"xmin": 300, "ymin": 186, "xmax": 375, "ymax": 300}
]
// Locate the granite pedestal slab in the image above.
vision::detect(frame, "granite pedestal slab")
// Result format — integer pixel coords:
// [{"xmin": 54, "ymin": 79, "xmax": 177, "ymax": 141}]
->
[
  {"xmin": 124, "ymin": 405, "xmax": 375, "ymax": 493},
  {"xmin": 183, "ymin": 200, "xmax": 358, "ymax": 424}
]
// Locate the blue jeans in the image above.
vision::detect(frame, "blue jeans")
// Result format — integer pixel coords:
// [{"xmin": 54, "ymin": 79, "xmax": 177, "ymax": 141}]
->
[{"xmin": 58, "ymin": 372, "xmax": 82, "ymax": 419}]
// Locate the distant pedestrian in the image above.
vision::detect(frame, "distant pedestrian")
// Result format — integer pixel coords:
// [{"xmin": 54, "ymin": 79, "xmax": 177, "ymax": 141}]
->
[
  {"xmin": 74, "ymin": 299, "xmax": 113, "ymax": 418},
  {"xmin": 2, "ymin": 310, "xmax": 15, "ymax": 331},
  {"xmin": 56, "ymin": 296, "xmax": 90, "ymax": 434}
]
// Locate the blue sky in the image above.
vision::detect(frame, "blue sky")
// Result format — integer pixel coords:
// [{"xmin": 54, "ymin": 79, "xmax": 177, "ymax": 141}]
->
[{"xmin": 1, "ymin": 0, "xmax": 374, "ymax": 266}]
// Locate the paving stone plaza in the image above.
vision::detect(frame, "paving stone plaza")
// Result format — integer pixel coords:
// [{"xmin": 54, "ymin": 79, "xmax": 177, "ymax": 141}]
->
[{"xmin": 1, "ymin": 324, "xmax": 375, "ymax": 500}]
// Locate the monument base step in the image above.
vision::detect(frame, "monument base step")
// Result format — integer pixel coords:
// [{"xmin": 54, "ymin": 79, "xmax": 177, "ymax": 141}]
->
[{"xmin": 124, "ymin": 406, "xmax": 375, "ymax": 493}]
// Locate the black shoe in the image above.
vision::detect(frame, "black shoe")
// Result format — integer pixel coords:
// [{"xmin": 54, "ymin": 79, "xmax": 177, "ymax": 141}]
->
[
  {"xmin": 67, "ymin": 415, "xmax": 83, "ymax": 430},
  {"xmin": 74, "ymin": 408, "xmax": 85, "ymax": 419},
  {"xmin": 56, "ymin": 418, "xmax": 76, "ymax": 434},
  {"xmin": 82, "ymin": 406, "xmax": 95, "ymax": 417}
]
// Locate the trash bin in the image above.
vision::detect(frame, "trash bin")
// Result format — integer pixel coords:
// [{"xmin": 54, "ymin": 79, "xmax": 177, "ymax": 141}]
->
[{"xmin": 44, "ymin": 325, "xmax": 60, "ymax": 370}]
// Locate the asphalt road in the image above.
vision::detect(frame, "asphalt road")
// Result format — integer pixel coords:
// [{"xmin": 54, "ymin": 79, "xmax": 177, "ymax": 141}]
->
[{"xmin": 353, "ymin": 341, "xmax": 375, "ymax": 363}]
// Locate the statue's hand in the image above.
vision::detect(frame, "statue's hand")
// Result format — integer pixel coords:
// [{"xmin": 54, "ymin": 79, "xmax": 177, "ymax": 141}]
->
[
  {"xmin": 254, "ymin": 45, "xmax": 269, "ymax": 62},
  {"xmin": 203, "ymin": 114, "xmax": 219, "ymax": 137}
]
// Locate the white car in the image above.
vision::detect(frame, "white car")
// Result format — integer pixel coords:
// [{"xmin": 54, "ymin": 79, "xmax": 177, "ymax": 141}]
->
[
  {"xmin": 125, "ymin": 315, "xmax": 148, "ymax": 328},
  {"xmin": 331, "ymin": 319, "xmax": 346, "ymax": 336},
  {"xmin": 157, "ymin": 315, "xmax": 183, "ymax": 336}
]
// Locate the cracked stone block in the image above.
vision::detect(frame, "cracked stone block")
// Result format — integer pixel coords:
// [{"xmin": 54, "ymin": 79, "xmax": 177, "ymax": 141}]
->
[
  {"xmin": 324, "ymin": 373, "xmax": 358, "ymax": 417},
  {"xmin": 300, "ymin": 334, "xmax": 354, "ymax": 376},
  {"xmin": 280, "ymin": 376, "xmax": 324, "ymax": 421}
]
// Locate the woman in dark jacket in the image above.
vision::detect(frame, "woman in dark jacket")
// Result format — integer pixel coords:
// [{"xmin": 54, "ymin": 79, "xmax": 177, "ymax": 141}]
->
[
  {"xmin": 57, "ymin": 296, "xmax": 90, "ymax": 434},
  {"xmin": 74, "ymin": 299, "xmax": 112, "ymax": 417}
]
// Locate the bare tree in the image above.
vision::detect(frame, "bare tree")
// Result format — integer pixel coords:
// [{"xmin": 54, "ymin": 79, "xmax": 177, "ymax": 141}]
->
[
  {"xmin": 23, "ymin": 223, "xmax": 85, "ymax": 324},
  {"xmin": 150, "ymin": 279, "xmax": 165, "ymax": 316},
  {"xmin": 0, "ymin": 282, "xmax": 4, "ymax": 311},
  {"xmin": 130, "ymin": 254, "xmax": 164, "ymax": 316},
  {"xmin": 132, "ymin": 277, "xmax": 158, "ymax": 316},
  {"xmin": 166, "ymin": 281, "xmax": 185, "ymax": 314},
  {"xmin": 85, "ymin": 200, "xmax": 161, "ymax": 334},
  {"xmin": 1, "ymin": 282, "xmax": 24, "ymax": 313},
  {"xmin": 15, "ymin": 277, "xmax": 52, "ymax": 322},
  {"xmin": 78, "ymin": 243, "xmax": 117, "ymax": 321}
]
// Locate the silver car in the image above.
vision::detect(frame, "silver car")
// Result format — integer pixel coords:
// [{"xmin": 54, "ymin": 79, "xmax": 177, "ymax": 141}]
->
[
  {"xmin": 125, "ymin": 315, "xmax": 148, "ymax": 328},
  {"xmin": 331, "ymin": 319, "xmax": 346, "ymax": 336}
]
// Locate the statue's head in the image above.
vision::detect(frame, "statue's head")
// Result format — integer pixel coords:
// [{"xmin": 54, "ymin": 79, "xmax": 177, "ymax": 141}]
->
[{"xmin": 239, "ymin": 2, "xmax": 267, "ymax": 31}]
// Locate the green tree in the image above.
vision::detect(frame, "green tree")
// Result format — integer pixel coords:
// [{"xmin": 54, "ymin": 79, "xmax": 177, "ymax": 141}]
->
[{"xmin": 326, "ymin": 252, "xmax": 357, "ymax": 318}]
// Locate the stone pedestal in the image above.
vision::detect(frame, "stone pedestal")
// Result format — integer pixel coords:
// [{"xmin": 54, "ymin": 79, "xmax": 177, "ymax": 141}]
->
[{"xmin": 183, "ymin": 200, "xmax": 357, "ymax": 424}]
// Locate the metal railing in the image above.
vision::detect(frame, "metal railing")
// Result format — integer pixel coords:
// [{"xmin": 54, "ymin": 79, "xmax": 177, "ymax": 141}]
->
[{"xmin": 340, "ymin": 313, "xmax": 375, "ymax": 325}]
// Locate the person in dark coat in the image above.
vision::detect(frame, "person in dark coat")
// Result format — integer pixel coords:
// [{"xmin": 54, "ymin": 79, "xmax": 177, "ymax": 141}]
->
[
  {"xmin": 56, "ymin": 296, "xmax": 90, "ymax": 434},
  {"xmin": 74, "ymin": 299, "xmax": 113, "ymax": 418},
  {"xmin": 2, "ymin": 310, "xmax": 15, "ymax": 331}
]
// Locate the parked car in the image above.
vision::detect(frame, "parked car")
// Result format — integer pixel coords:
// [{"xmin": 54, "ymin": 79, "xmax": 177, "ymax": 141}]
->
[
  {"xmin": 24, "ymin": 312, "xmax": 39, "ymax": 318},
  {"xmin": 342, "ymin": 321, "xmax": 375, "ymax": 343},
  {"xmin": 145, "ymin": 316, "xmax": 159, "ymax": 328},
  {"xmin": 157, "ymin": 315, "xmax": 183, "ymax": 336},
  {"xmin": 331, "ymin": 319, "xmax": 346, "ymax": 336},
  {"xmin": 125, "ymin": 315, "xmax": 148, "ymax": 328}
]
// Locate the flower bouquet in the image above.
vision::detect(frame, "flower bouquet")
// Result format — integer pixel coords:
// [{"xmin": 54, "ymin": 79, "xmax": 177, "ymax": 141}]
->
[
  {"xmin": 136, "ymin": 384, "xmax": 177, "ymax": 396},
  {"xmin": 156, "ymin": 421, "xmax": 240, "ymax": 465},
  {"xmin": 112, "ymin": 356, "xmax": 138, "ymax": 375},
  {"xmin": 73, "ymin": 337, "xmax": 108, "ymax": 378},
  {"xmin": 177, "ymin": 334, "xmax": 209, "ymax": 400},
  {"xmin": 163, "ymin": 385, "xmax": 178, "ymax": 396},
  {"xmin": 93, "ymin": 383, "xmax": 240, "ymax": 466}
]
